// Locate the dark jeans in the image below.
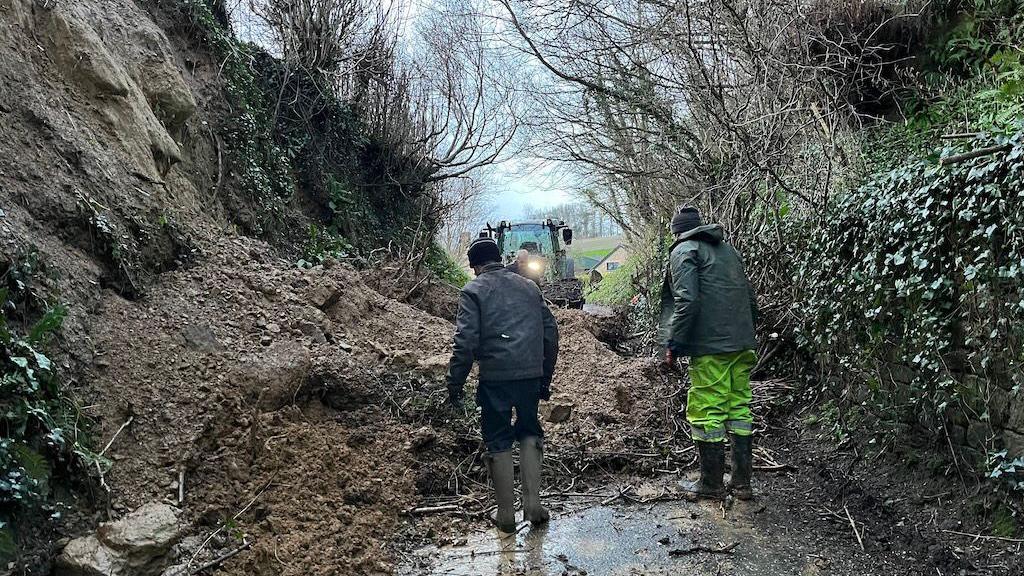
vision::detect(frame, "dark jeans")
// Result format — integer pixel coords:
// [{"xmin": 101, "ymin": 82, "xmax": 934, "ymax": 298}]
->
[{"xmin": 477, "ymin": 377, "xmax": 544, "ymax": 453}]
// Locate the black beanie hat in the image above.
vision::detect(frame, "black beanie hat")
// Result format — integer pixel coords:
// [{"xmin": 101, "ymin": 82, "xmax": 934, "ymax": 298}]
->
[
  {"xmin": 671, "ymin": 206, "xmax": 702, "ymax": 234},
  {"xmin": 467, "ymin": 237, "xmax": 501, "ymax": 267}
]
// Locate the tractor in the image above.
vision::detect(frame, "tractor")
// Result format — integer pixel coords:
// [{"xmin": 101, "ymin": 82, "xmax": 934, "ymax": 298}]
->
[{"xmin": 479, "ymin": 219, "xmax": 585, "ymax": 309}]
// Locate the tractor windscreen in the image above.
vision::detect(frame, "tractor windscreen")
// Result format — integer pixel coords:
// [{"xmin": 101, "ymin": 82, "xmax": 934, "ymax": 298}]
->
[{"xmin": 504, "ymin": 224, "xmax": 554, "ymax": 255}]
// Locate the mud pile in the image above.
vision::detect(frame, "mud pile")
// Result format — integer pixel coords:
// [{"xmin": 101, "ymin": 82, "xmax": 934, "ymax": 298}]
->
[{"xmin": 81, "ymin": 237, "xmax": 456, "ymax": 575}]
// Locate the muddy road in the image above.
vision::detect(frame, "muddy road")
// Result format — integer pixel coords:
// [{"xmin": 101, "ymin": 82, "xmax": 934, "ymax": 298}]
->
[{"xmin": 27, "ymin": 237, "xmax": 1020, "ymax": 576}]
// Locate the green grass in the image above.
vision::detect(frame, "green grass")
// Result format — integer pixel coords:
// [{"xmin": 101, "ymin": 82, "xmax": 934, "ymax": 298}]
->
[
  {"xmin": 575, "ymin": 248, "xmax": 615, "ymax": 261},
  {"xmin": 586, "ymin": 253, "xmax": 637, "ymax": 305},
  {"xmin": 568, "ymin": 235, "xmax": 621, "ymax": 255}
]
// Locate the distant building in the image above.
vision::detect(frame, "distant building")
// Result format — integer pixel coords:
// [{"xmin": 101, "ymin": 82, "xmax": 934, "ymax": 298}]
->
[
  {"xmin": 590, "ymin": 244, "xmax": 630, "ymax": 273},
  {"xmin": 576, "ymin": 255, "xmax": 603, "ymax": 271}
]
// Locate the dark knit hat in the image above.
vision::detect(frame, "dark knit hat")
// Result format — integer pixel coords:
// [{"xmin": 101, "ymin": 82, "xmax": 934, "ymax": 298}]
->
[
  {"xmin": 671, "ymin": 206, "xmax": 702, "ymax": 234},
  {"xmin": 467, "ymin": 237, "xmax": 501, "ymax": 267}
]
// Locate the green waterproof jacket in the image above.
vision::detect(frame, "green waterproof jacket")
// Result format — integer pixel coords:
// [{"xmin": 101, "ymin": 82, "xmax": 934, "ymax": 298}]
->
[{"xmin": 659, "ymin": 224, "xmax": 758, "ymax": 357}]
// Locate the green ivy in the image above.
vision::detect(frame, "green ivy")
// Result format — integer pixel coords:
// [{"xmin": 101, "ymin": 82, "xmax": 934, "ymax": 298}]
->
[
  {"xmin": 424, "ymin": 244, "xmax": 469, "ymax": 288},
  {"xmin": 794, "ymin": 127, "xmax": 1024, "ymax": 488},
  {"xmin": 179, "ymin": 0, "xmax": 294, "ymax": 237},
  {"xmin": 0, "ymin": 257, "xmax": 102, "ymax": 558}
]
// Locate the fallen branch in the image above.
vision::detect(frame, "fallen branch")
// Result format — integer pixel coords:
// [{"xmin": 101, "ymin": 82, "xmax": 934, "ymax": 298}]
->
[
  {"xmin": 405, "ymin": 504, "xmax": 462, "ymax": 516},
  {"xmin": 940, "ymin": 132, "xmax": 982, "ymax": 140},
  {"xmin": 939, "ymin": 143, "xmax": 1013, "ymax": 166},
  {"xmin": 752, "ymin": 463, "xmax": 793, "ymax": 472},
  {"xmin": 669, "ymin": 542, "xmax": 738, "ymax": 556},
  {"xmin": 942, "ymin": 529, "xmax": 1024, "ymax": 544},
  {"xmin": 187, "ymin": 540, "xmax": 252, "ymax": 575},
  {"xmin": 99, "ymin": 416, "xmax": 134, "ymax": 456},
  {"xmin": 844, "ymin": 505, "xmax": 865, "ymax": 551}
]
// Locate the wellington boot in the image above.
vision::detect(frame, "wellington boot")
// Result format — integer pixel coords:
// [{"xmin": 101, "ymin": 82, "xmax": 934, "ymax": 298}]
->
[
  {"xmin": 679, "ymin": 441, "xmax": 726, "ymax": 501},
  {"xmin": 485, "ymin": 451, "xmax": 517, "ymax": 533},
  {"xmin": 520, "ymin": 436, "xmax": 550, "ymax": 525},
  {"xmin": 728, "ymin": 434, "xmax": 754, "ymax": 500}
]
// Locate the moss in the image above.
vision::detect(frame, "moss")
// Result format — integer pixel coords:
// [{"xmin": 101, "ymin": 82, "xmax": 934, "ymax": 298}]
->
[{"xmin": 991, "ymin": 503, "xmax": 1019, "ymax": 537}]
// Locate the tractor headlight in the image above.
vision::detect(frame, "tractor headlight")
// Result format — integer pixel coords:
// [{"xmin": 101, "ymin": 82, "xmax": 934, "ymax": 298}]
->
[{"xmin": 527, "ymin": 260, "xmax": 542, "ymax": 271}]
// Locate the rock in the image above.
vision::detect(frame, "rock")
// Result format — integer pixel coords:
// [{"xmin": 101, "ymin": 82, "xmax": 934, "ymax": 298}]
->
[
  {"xmin": 1006, "ymin": 396, "xmax": 1024, "ymax": 433},
  {"xmin": 546, "ymin": 402, "xmax": 574, "ymax": 424},
  {"xmin": 409, "ymin": 427, "xmax": 438, "ymax": 452},
  {"xmin": 306, "ymin": 280, "xmax": 342, "ymax": 309},
  {"xmin": 180, "ymin": 324, "xmax": 220, "ymax": 352},
  {"xmin": 57, "ymin": 535, "xmax": 122, "ymax": 576},
  {"xmin": 1004, "ymin": 429, "xmax": 1024, "ymax": 458},
  {"xmin": 236, "ymin": 341, "xmax": 312, "ymax": 411},
  {"xmin": 613, "ymin": 385, "xmax": 633, "ymax": 414},
  {"xmin": 417, "ymin": 353, "xmax": 450, "ymax": 377},
  {"xmin": 294, "ymin": 320, "xmax": 326, "ymax": 344},
  {"xmin": 98, "ymin": 503, "xmax": 181, "ymax": 557},
  {"xmin": 390, "ymin": 349, "xmax": 418, "ymax": 368},
  {"xmin": 57, "ymin": 503, "xmax": 182, "ymax": 576}
]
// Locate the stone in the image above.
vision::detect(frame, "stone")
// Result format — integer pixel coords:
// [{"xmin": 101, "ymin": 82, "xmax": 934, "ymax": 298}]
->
[
  {"xmin": 1004, "ymin": 430, "xmax": 1024, "ymax": 459},
  {"xmin": 546, "ymin": 402, "xmax": 574, "ymax": 424},
  {"xmin": 306, "ymin": 280, "xmax": 342, "ymax": 309},
  {"xmin": 98, "ymin": 503, "xmax": 181, "ymax": 557},
  {"xmin": 236, "ymin": 341, "xmax": 312, "ymax": 411},
  {"xmin": 417, "ymin": 353, "xmax": 450, "ymax": 378},
  {"xmin": 180, "ymin": 324, "xmax": 220, "ymax": 352},
  {"xmin": 57, "ymin": 535, "xmax": 123, "ymax": 576},
  {"xmin": 966, "ymin": 421, "xmax": 991, "ymax": 449},
  {"xmin": 613, "ymin": 385, "xmax": 634, "ymax": 414},
  {"xmin": 409, "ymin": 427, "xmax": 438, "ymax": 452},
  {"xmin": 1006, "ymin": 395, "xmax": 1024, "ymax": 433},
  {"xmin": 57, "ymin": 503, "xmax": 182, "ymax": 576}
]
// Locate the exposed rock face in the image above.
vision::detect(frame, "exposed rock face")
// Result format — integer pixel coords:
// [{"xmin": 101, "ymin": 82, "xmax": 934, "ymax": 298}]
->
[
  {"xmin": 56, "ymin": 503, "xmax": 183, "ymax": 576},
  {"xmin": 35, "ymin": 1, "xmax": 197, "ymax": 179}
]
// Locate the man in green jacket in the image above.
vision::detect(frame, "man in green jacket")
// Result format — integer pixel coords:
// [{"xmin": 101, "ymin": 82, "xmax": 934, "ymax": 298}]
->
[{"xmin": 660, "ymin": 207, "xmax": 758, "ymax": 501}]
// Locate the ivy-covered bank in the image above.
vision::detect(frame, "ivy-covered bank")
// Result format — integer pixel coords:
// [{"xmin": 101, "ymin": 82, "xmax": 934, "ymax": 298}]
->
[
  {"xmin": 796, "ymin": 129, "xmax": 1024, "ymax": 489},
  {"xmin": 788, "ymin": 2, "xmax": 1024, "ymax": 493},
  {"xmin": 0, "ymin": 255, "xmax": 98, "ymax": 558}
]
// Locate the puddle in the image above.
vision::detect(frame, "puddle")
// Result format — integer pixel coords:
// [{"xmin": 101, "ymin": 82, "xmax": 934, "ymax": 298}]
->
[
  {"xmin": 582, "ymin": 303, "xmax": 616, "ymax": 316},
  {"xmin": 400, "ymin": 501, "xmax": 830, "ymax": 576}
]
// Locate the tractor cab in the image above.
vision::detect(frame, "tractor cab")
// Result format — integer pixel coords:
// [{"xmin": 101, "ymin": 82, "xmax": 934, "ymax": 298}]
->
[{"xmin": 478, "ymin": 219, "xmax": 583, "ymax": 308}]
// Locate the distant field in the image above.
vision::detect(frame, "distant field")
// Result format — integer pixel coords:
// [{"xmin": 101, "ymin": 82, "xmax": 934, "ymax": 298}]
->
[{"xmin": 568, "ymin": 235, "xmax": 622, "ymax": 255}]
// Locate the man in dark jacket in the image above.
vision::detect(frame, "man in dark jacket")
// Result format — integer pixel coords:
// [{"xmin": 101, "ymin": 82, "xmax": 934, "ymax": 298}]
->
[
  {"xmin": 447, "ymin": 237, "xmax": 560, "ymax": 533},
  {"xmin": 660, "ymin": 207, "xmax": 758, "ymax": 501}
]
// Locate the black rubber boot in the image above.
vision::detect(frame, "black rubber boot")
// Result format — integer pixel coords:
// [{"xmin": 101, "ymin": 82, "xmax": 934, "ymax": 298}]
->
[
  {"xmin": 485, "ymin": 451, "xmax": 517, "ymax": 533},
  {"xmin": 679, "ymin": 441, "xmax": 726, "ymax": 501},
  {"xmin": 520, "ymin": 437, "xmax": 550, "ymax": 525},
  {"xmin": 728, "ymin": 434, "xmax": 754, "ymax": 500}
]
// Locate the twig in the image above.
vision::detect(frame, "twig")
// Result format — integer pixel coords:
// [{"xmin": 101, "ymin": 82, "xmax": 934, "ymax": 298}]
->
[
  {"xmin": 942, "ymin": 530, "xmax": 1024, "ymax": 544},
  {"xmin": 600, "ymin": 488, "xmax": 625, "ymax": 506},
  {"xmin": 177, "ymin": 475, "xmax": 276, "ymax": 574},
  {"xmin": 844, "ymin": 505, "xmax": 865, "ymax": 551},
  {"xmin": 99, "ymin": 416, "xmax": 134, "ymax": 456},
  {"xmin": 939, "ymin": 143, "xmax": 1013, "ymax": 166},
  {"xmin": 187, "ymin": 539, "xmax": 252, "ymax": 575},
  {"xmin": 669, "ymin": 542, "xmax": 739, "ymax": 556},
  {"xmin": 939, "ymin": 132, "xmax": 982, "ymax": 140},
  {"xmin": 405, "ymin": 504, "xmax": 462, "ymax": 516},
  {"xmin": 178, "ymin": 468, "xmax": 185, "ymax": 505}
]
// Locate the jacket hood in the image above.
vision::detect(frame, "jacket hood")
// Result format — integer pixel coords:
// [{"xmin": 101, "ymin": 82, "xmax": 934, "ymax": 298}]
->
[{"xmin": 677, "ymin": 223, "xmax": 724, "ymax": 244}]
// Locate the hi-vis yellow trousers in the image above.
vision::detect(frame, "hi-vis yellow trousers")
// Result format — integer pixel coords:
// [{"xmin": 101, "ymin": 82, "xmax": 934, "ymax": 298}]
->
[{"xmin": 686, "ymin": 350, "xmax": 757, "ymax": 442}]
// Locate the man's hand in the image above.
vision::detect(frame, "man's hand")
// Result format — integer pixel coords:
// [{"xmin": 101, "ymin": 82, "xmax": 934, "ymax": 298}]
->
[
  {"xmin": 663, "ymin": 341, "xmax": 681, "ymax": 368},
  {"xmin": 540, "ymin": 378, "xmax": 552, "ymax": 401},
  {"xmin": 447, "ymin": 384, "xmax": 464, "ymax": 410},
  {"xmin": 664, "ymin": 347, "xmax": 675, "ymax": 366}
]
